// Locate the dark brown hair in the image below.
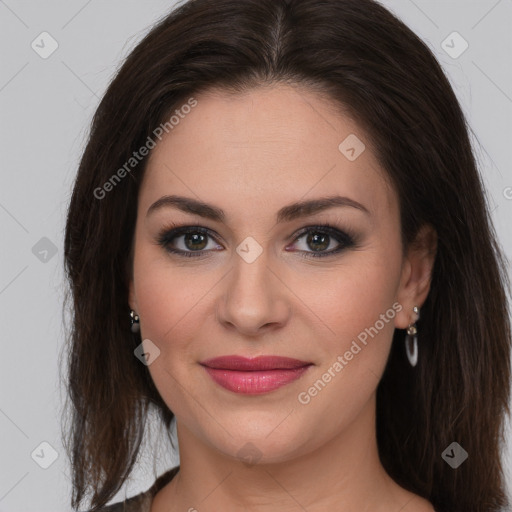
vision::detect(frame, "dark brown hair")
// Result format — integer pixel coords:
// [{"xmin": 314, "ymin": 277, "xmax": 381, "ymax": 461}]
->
[{"xmin": 61, "ymin": 0, "xmax": 512, "ymax": 510}]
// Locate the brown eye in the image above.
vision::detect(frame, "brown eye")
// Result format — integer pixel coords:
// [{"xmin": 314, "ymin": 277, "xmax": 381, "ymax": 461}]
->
[
  {"xmin": 306, "ymin": 232, "xmax": 331, "ymax": 252},
  {"xmin": 157, "ymin": 223, "xmax": 356, "ymax": 259},
  {"xmin": 182, "ymin": 232, "xmax": 208, "ymax": 251},
  {"xmin": 287, "ymin": 225, "xmax": 356, "ymax": 258},
  {"xmin": 157, "ymin": 226, "xmax": 223, "ymax": 257}
]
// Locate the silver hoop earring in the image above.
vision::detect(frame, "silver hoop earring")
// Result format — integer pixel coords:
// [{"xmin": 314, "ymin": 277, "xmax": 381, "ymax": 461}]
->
[
  {"xmin": 130, "ymin": 310, "xmax": 140, "ymax": 333},
  {"xmin": 405, "ymin": 306, "xmax": 420, "ymax": 367}
]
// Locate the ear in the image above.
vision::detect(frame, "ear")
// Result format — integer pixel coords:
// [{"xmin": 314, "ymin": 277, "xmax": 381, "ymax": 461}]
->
[
  {"xmin": 394, "ymin": 223, "xmax": 437, "ymax": 329},
  {"xmin": 128, "ymin": 279, "xmax": 138, "ymax": 312},
  {"xmin": 127, "ymin": 239, "xmax": 138, "ymax": 312}
]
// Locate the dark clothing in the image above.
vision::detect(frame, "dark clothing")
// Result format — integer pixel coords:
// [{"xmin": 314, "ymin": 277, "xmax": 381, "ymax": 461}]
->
[{"xmin": 90, "ymin": 466, "xmax": 179, "ymax": 512}]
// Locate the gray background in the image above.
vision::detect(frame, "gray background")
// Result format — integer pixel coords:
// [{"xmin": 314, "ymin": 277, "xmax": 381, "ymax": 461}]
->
[{"xmin": 0, "ymin": 0, "xmax": 511, "ymax": 510}]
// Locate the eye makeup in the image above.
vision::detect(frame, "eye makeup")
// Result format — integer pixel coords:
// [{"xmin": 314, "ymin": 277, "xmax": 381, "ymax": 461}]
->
[{"xmin": 154, "ymin": 221, "xmax": 359, "ymax": 259}]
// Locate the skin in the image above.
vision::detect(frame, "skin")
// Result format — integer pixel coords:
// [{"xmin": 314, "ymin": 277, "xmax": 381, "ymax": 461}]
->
[{"xmin": 128, "ymin": 83, "xmax": 437, "ymax": 512}]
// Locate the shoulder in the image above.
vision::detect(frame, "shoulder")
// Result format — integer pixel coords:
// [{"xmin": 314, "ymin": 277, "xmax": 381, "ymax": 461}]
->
[
  {"xmin": 399, "ymin": 496, "xmax": 437, "ymax": 512},
  {"xmin": 84, "ymin": 466, "xmax": 180, "ymax": 512},
  {"xmin": 84, "ymin": 492, "xmax": 151, "ymax": 512}
]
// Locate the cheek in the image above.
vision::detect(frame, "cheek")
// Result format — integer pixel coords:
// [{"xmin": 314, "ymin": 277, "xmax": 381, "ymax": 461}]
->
[
  {"xmin": 315, "ymin": 260, "xmax": 400, "ymax": 342},
  {"xmin": 132, "ymin": 249, "xmax": 210, "ymax": 415},
  {"xmin": 293, "ymin": 259, "xmax": 401, "ymax": 435},
  {"xmin": 303, "ymin": 254, "xmax": 402, "ymax": 402},
  {"xmin": 132, "ymin": 244, "xmax": 201, "ymax": 351}
]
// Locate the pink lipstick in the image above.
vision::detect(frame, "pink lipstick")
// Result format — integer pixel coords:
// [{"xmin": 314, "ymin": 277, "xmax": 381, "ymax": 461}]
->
[{"xmin": 200, "ymin": 355, "xmax": 312, "ymax": 394}]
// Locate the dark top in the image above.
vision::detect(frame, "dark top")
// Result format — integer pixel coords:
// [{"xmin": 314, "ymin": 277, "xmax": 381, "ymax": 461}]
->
[{"xmin": 92, "ymin": 466, "xmax": 180, "ymax": 512}]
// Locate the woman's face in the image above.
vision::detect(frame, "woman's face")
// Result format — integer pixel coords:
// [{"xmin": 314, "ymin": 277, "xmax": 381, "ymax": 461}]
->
[{"xmin": 129, "ymin": 83, "xmax": 415, "ymax": 463}]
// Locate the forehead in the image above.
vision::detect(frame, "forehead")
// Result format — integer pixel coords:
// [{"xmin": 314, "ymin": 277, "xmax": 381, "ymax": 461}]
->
[{"xmin": 140, "ymin": 84, "xmax": 397, "ymax": 222}]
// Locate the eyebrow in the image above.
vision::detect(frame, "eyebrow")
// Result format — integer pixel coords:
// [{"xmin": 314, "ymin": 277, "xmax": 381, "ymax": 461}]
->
[{"xmin": 146, "ymin": 194, "xmax": 370, "ymax": 223}]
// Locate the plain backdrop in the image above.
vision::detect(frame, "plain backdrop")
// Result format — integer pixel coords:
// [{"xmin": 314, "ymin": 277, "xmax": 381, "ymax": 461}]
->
[{"xmin": 0, "ymin": 1, "xmax": 511, "ymax": 510}]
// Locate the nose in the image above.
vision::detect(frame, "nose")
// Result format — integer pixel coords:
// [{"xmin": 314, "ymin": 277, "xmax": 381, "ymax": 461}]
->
[{"xmin": 216, "ymin": 249, "xmax": 291, "ymax": 337}]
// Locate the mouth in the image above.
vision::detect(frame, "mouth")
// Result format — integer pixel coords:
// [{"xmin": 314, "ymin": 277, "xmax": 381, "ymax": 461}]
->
[{"xmin": 200, "ymin": 355, "xmax": 313, "ymax": 394}]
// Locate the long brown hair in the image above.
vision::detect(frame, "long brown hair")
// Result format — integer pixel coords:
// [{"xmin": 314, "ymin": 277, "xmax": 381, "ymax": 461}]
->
[{"xmin": 61, "ymin": 0, "xmax": 512, "ymax": 510}]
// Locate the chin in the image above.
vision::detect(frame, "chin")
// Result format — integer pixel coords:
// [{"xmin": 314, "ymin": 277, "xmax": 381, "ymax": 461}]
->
[{"xmin": 197, "ymin": 419, "xmax": 312, "ymax": 464}]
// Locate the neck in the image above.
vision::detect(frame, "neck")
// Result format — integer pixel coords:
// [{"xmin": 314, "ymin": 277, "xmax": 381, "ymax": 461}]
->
[{"xmin": 154, "ymin": 394, "xmax": 421, "ymax": 511}]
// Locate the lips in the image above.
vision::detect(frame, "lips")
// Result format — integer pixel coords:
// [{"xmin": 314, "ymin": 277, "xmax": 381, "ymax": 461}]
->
[
  {"xmin": 200, "ymin": 356, "xmax": 313, "ymax": 394},
  {"xmin": 201, "ymin": 355, "xmax": 311, "ymax": 371}
]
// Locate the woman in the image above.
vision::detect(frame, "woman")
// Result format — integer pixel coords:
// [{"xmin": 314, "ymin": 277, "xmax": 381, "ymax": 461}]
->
[{"xmin": 62, "ymin": 0, "xmax": 512, "ymax": 511}]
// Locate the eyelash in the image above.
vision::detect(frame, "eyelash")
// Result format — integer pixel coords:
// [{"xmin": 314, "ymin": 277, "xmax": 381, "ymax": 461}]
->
[{"xmin": 155, "ymin": 222, "xmax": 357, "ymax": 259}]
